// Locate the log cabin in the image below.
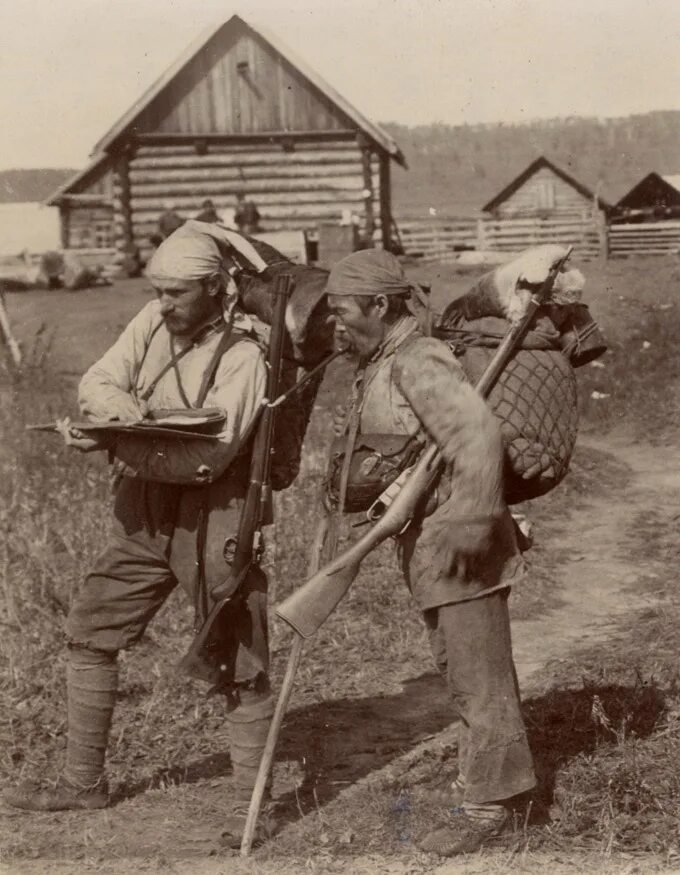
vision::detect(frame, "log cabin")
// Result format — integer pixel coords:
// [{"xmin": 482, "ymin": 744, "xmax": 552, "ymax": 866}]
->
[{"xmin": 46, "ymin": 14, "xmax": 405, "ymax": 269}]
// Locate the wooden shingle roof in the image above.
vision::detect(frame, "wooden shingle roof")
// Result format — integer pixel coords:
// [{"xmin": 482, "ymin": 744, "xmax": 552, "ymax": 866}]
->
[{"xmin": 93, "ymin": 14, "xmax": 404, "ymax": 164}]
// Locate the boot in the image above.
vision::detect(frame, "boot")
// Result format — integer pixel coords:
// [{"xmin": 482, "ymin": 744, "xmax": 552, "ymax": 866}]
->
[
  {"xmin": 5, "ymin": 776, "xmax": 109, "ymax": 812},
  {"xmin": 417, "ymin": 803, "xmax": 508, "ymax": 856},
  {"xmin": 220, "ymin": 686, "xmax": 278, "ymax": 849},
  {"xmin": 4, "ymin": 646, "xmax": 117, "ymax": 812}
]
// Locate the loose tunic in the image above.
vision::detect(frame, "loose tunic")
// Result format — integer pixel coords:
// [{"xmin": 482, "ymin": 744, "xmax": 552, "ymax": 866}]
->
[{"xmin": 356, "ymin": 315, "xmax": 525, "ymax": 610}]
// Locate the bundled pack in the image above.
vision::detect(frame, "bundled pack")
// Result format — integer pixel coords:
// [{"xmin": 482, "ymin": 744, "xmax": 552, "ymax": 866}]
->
[
  {"xmin": 431, "ymin": 245, "xmax": 607, "ymax": 503},
  {"xmin": 235, "ymin": 236, "xmax": 334, "ymax": 490}
]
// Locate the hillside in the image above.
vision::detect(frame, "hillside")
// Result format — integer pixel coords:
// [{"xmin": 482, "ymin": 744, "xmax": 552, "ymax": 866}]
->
[
  {"xmin": 385, "ymin": 110, "xmax": 680, "ymax": 216},
  {"xmin": 3, "ymin": 110, "xmax": 680, "ymax": 216},
  {"xmin": 0, "ymin": 168, "xmax": 75, "ymax": 204}
]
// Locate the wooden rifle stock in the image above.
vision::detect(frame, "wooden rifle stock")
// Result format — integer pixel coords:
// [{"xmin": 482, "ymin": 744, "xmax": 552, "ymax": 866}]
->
[
  {"xmin": 276, "ymin": 247, "xmax": 573, "ymax": 638},
  {"xmin": 179, "ymin": 274, "xmax": 293, "ymax": 682}
]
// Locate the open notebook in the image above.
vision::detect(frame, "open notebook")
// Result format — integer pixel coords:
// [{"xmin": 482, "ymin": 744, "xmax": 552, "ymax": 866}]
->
[{"xmin": 27, "ymin": 408, "xmax": 226, "ymax": 441}]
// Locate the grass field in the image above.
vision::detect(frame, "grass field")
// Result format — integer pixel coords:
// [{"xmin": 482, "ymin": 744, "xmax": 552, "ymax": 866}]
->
[{"xmin": 1, "ymin": 253, "xmax": 680, "ymax": 872}]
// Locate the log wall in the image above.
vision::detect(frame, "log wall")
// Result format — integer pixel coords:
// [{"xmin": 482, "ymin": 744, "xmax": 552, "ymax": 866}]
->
[
  {"xmin": 66, "ymin": 204, "xmax": 115, "ymax": 249},
  {"xmin": 127, "ymin": 141, "xmax": 382, "ymax": 258}
]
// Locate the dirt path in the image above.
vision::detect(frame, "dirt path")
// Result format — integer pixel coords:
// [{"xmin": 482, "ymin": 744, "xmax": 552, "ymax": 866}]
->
[
  {"xmin": 5, "ymin": 434, "xmax": 680, "ymax": 875},
  {"xmin": 511, "ymin": 432, "xmax": 680, "ymax": 682}
]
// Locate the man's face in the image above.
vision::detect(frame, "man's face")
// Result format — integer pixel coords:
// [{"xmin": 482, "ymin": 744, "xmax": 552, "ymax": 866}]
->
[
  {"xmin": 153, "ymin": 278, "xmax": 220, "ymax": 336},
  {"xmin": 327, "ymin": 294, "xmax": 387, "ymax": 357}
]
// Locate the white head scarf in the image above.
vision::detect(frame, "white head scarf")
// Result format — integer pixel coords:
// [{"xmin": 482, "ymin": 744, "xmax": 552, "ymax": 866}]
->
[{"xmin": 147, "ymin": 220, "xmax": 269, "ymax": 283}]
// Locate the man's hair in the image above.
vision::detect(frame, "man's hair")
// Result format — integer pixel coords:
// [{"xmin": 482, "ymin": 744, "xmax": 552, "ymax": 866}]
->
[
  {"xmin": 353, "ymin": 293, "xmax": 410, "ymax": 320},
  {"xmin": 202, "ymin": 273, "xmax": 226, "ymax": 297}
]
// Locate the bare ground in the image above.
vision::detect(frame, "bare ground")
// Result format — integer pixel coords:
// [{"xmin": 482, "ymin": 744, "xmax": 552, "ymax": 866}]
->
[{"xmin": 3, "ymin": 430, "xmax": 679, "ymax": 875}]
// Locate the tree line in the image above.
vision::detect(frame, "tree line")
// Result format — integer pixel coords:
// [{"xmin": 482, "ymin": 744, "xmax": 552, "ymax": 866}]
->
[{"xmin": 384, "ymin": 110, "xmax": 680, "ymax": 216}]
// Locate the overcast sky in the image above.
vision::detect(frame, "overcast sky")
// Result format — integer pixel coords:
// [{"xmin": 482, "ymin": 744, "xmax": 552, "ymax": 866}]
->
[{"xmin": 1, "ymin": 0, "xmax": 678, "ymax": 170}]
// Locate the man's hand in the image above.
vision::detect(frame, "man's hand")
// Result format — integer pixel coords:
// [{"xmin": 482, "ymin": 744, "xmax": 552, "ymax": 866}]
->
[
  {"xmin": 332, "ymin": 403, "xmax": 348, "ymax": 437},
  {"xmin": 102, "ymin": 395, "xmax": 148, "ymax": 423},
  {"xmin": 56, "ymin": 418, "xmax": 112, "ymax": 453},
  {"xmin": 437, "ymin": 515, "xmax": 495, "ymax": 575}
]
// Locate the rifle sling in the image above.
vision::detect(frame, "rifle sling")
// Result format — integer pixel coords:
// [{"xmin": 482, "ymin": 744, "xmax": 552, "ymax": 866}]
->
[{"xmin": 137, "ymin": 316, "xmax": 230, "ymax": 405}]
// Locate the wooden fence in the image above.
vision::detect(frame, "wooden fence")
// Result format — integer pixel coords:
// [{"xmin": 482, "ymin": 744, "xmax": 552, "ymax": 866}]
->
[
  {"xmin": 395, "ymin": 217, "xmax": 477, "ymax": 262},
  {"xmin": 396, "ymin": 213, "xmax": 605, "ymax": 262},
  {"xmin": 608, "ymin": 221, "xmax": 680, "ymax": 257},
  {"xmin": 478, "ymin": 214, "xmax": 604, "ymax": 260}
]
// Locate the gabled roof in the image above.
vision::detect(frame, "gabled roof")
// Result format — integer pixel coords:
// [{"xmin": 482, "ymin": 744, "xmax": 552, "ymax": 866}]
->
[
  {"xmin": 482, "ymin": 156, "xmax": 611, "ymax": 213},
  {"xmin": 615, "ymin": 171, "xmax": 680, "ymax": 208},
  {"xmin": 92, "ymin": 14, "xmax": 404, "ymax": 165},
  {"xmin": 45, "ymin": 153, "xmax": 111, "ymax": 206}
]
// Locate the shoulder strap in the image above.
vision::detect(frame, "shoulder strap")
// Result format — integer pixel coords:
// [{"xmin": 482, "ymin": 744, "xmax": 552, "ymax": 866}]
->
[
  {"xmin": 195, "ymin": 329, "xmax": 260, "ymax": 408},
  {"xmin": 132, "ymin": 320, "xmax": 164, "ymax": 395}
]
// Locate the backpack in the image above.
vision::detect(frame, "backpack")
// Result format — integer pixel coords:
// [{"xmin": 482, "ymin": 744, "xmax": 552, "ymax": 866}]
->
[
  {"xmin": 235, "ymin": 246, "xmax": 335, "ymax": 492},
  {"xmin": 430, "ymin": 287, "xmax": 606, "ymax": 504}
]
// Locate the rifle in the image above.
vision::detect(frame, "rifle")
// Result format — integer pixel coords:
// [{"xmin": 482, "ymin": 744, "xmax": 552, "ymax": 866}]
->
[
  {"xmin": 277, "ymin": 246, "xmax": 574, "ymax": 637},
  {"xmin": 179, "ymin": 273, "xmax": 293, "ymax": 685},
  {"xmin": 238, "ymin": 246, "xmax": 574, "ymax": 854}
]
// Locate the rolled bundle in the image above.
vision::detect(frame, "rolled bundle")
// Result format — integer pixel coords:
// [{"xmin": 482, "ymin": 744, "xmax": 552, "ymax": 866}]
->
[{"xmin": 432, "ymin": 245, "xmax": 606, "ymax": 502}]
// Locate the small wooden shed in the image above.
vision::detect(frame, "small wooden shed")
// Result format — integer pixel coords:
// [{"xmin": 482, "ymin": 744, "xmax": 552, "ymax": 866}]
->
[
  {"xmin": 615, "ymin": 172, "xmax": 680, "ymax": 221},
  {"xmin": 47, "ymin": 14, "xmax": 405, "ymax": 264},
  {"xmin": 482, "ymin": 156, "xmax": 610, "ymax": 220}
]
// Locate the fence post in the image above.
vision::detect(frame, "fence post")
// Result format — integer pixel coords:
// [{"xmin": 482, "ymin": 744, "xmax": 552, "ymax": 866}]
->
[
  {"xmin": 597, "ymin": 211, "xmax": 610, "ymax": 262},
  {"xmin": 476, "ymin": 218, "xmax": 487, "ymax": 251}
]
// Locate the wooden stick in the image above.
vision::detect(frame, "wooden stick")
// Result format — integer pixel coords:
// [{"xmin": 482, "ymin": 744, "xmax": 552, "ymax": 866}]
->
[
  {"xmin": 0, "ymin": 289, "xmax": 22, "ymax": 369},
  {"xmin": 240, "ymin": 510, "xmax": 330, "ymax": 857},
  {"xmin": 240, "ymin": 634, "xmax": 304, "ymax": 856}
]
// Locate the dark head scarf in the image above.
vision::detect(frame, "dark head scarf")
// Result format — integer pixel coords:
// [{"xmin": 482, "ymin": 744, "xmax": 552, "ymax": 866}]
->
[{"xmin": 325, "ymin": 250, "xmax": 411, "ymax": 297}]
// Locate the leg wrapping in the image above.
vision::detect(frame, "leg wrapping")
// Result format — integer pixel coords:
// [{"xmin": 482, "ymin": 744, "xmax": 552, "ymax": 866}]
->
[
  {"xmin": 64, "ymin": 646, "xmax": 118, "ymax": 789},
  {"xmin": 226, "ymin": 688, "xmax": 274, "ymax": 797}
]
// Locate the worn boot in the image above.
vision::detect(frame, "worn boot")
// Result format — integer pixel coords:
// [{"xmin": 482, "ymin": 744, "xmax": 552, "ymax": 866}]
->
[
  {"xmin": 5, "ymin": 646, "xmax": 117, "ymax": 812},
  {"xmin": 220, "ymin": 686, "xmax": 278, "ymax": 849},
  {"xmin": 5, "ymin": 775, "xmax": 109, "ymax": 812},
  {"xmin": 417, "ymin": 803, "xmax": 508, "ymax": 856}
]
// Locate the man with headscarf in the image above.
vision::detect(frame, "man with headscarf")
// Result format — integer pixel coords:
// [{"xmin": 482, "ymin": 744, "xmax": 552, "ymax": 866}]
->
[
  {"xmin": 324, "ymin": 249, "xmax": 536, "ymax": 857},
  {"xmin": 157, "ymin": 201, "xmax": 186, "ymax": 239},
  {"xmin": 5, "ymin": 221, "xmax": 279, "ymax": 846}
]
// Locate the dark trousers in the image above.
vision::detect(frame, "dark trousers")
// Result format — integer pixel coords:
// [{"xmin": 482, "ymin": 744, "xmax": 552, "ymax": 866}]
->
[
  {"xmin": 66, "ymin": 477, "xmax": 268, "ymax": 688},
  {"xmin": 425, "ymin": 589, "xmax": 536, "ymax": 804}
]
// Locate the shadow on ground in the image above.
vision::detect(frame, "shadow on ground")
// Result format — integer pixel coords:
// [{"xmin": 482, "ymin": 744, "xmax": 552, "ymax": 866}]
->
[
  {"xmin": 523, "ymin": 680, "xmax": 666, "ymax": 823},
  {"xmin": 114, "ymin": 672, "xmax": 454, "ymax": 809}
]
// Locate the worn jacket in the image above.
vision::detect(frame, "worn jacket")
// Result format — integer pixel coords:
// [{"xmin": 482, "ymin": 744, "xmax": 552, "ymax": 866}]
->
[{"xmin": 357, "ymin": 315, "xmax": 524, "ymax": 610}]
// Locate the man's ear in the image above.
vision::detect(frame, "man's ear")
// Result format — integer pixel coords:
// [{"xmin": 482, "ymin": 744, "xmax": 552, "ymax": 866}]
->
[
  {"xmin": 375, "ymin": 294, "xmax": 390, "ymax": 318},
  {"xmin": 205, "ymin": 275, "xmax": 225, "ymax": 298}
]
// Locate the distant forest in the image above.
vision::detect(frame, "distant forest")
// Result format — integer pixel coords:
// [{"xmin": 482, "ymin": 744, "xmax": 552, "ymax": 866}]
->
[
  {"xmin": 0, "ymin": 168, "xmax": 74, "ymax": 204},
  {"xmin": 386, "ymin": 110, "xmax": 680, "ymax": 216},
  {"xmin": 2, "ymin": 110, "xmax": 679, "ymax": 215}
]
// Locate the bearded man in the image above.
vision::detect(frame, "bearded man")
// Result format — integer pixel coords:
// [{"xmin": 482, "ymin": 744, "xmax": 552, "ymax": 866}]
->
[
  {"xmin": 5, "ymin": 221, "xmax": 279, "ymax": 847},
  {"xmin": 325, "ymin": 249, "xmax": 536, "ymax": 857}
]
